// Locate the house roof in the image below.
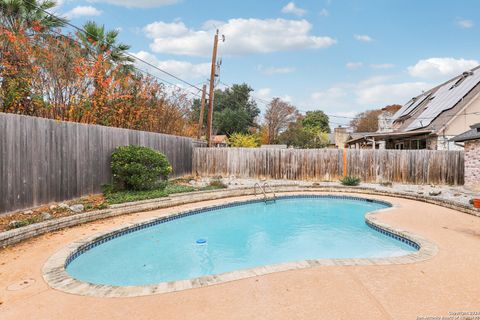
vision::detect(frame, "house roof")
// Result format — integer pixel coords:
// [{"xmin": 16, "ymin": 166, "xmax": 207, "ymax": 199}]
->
[
  {"xmin": 451, "ymin": 123, "xmax": 480, "ymax": 142},
  {"xmin": 212, "ymin": 135, "xmax": 227, "ymax": 144},
  {"xmin": 391, "ymin": 65, "xmax": 480, "ymax": 133},
  {"xmin": 349, "ymin": 132, "xmax": 376, "ymax": 139},
  {"xmin": 346, "ymin": 130, "xmax": 432, "ymax": 144}
]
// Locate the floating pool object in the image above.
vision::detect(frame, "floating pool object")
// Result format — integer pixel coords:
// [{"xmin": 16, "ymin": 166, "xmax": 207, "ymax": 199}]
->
[{"xmin": 66, "ymin": 196, "xmax": 417, "ymax": 286}]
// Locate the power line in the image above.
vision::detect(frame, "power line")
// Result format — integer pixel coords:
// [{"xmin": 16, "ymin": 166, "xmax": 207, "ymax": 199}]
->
[
  {"xmin": 28, "ymin": 0, "xmax": 480, "ymax": 125},
  {"xmin": 22, "ymin": 0, "xmax": 207, "ymax": 96},
  {"xmin": 42, "ymin": 27, "xmax": 205, "ymax": 99},
  {"xmin": 220, "ymin": 82, "xmax": 480, "ymax": 124}
]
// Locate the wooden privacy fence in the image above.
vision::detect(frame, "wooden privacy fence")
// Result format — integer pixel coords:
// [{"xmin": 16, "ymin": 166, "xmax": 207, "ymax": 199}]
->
[
  {"xmin": 193, "ymin": 148, "xmax": 464, "ymax": 185},
  {"xmin": 0, "ymin": 113, "xmax": 205, "ymax": 214}
]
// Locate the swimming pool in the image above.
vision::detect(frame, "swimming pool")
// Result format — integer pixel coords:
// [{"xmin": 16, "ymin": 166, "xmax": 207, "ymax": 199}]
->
[{"xmin": 66, "ymin": 196, "xmax": 417, "ymax": 286}]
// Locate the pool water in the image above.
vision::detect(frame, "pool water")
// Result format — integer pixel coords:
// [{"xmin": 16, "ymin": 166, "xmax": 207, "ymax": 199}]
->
[{"xmin": 66, "ymin": 197, "xmax": 416, "ymax": 286}]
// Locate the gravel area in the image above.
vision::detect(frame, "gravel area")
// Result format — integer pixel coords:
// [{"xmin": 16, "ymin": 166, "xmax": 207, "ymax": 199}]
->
[{"xmin": 189, "ymin": 176, "xmax": 480, "ymax": 208}]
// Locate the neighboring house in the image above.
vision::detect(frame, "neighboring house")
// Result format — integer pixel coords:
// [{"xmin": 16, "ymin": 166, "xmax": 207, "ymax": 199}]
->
[
  {"xmin": 211, "ymin": 135, "xmax": 228, "ymax": 147},
  {"xmin": 333, "ymin": 126, "xmax": 350, "ymax": 149},
  {"xmin": 326, "ymin": 126, "xmax": 351, "ymax": 149},
  {"xmin": 451, "ymin": 123, "xmax": 480, "ymax": 191},
  {"xmin": 346, "ymin": 66, "xmax": 480, "ymax": 150}
]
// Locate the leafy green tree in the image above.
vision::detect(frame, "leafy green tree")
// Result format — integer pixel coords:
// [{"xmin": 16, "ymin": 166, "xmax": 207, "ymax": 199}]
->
[
  {"xmin": 279, "ymin": 112, "xmax": 331, "ymax": 148},
  {"xmin": 303, "ymin": 127, "xmax": 330, "ymax": 148},
  {"xmin": 228, "ymin": 132, "xmax": 260, "ymax": 148},
  {"xmin": 302, "ymin": 110, "xmax": 330, "ymax": 133},
  {"xmin": 191, "ymin": 83, "xmax": 260, "ymax": 136},
  {"xmin": 214, "ymin": 107, "xmax": 250, "ymax": 135}
]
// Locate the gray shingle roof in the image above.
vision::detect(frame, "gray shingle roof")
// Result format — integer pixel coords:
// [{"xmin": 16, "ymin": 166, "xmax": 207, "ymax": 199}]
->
[{"xmin": 451, "ymin": 123, "xmax": 480, "ymax": 142}]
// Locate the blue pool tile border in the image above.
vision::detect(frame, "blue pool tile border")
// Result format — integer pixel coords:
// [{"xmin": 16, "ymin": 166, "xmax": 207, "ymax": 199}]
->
[
  {"xmin": 44, "ymin": 192, "xmax": 439, "ymax": 298},
  {"xmin": 64, "ymin": 195, "xmax": 416, "ymax": 268}
]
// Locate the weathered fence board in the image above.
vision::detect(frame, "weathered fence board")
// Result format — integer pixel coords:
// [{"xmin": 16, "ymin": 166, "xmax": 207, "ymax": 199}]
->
[
  {"xmin": 193, "ymin": 148, "xmax": 464, "ymax": 185},
  {"xmin": 0, "ymin": 113, "xmax": 205, "ymax": 214}
]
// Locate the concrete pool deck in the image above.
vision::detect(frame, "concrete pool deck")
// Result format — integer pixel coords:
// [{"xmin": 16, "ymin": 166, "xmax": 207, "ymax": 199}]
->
[{"xmin": 1, "ymin": 192, "xmax": 479, "ymax": 319}]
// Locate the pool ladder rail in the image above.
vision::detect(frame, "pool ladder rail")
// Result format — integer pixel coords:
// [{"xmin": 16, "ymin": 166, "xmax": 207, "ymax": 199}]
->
[{"xmin": 254, "ymin": 182, "xmax": 277, "ymax": 203}]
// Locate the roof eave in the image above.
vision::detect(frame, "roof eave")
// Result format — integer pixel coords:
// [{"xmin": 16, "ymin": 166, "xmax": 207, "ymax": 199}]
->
[{"xmin": 345, "ymin": 130, "xmax": 433, "ymax": 144}]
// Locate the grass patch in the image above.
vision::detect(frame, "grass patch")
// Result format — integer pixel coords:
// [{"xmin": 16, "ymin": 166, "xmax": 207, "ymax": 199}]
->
[{"xmin": 104, "ymin": 181, "xmax": 226, "ymax": 205}]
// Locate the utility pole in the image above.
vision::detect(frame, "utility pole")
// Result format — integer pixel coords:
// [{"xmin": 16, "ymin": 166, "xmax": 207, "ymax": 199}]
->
[
  {"xmin": 206, "ymin": 30, "xmax": 219, "ymax": 147},
  {"xmin": 197, "ymin": 84, "xmax": 207, "ymax": 139}
]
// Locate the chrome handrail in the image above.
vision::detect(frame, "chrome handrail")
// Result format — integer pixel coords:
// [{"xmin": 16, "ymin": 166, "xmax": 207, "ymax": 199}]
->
[
  {"xmin": 262, "ymin": 182, "xmax": 276, "ymax": 202},
  {"xmin": 253, "ymin": 182, "xmax": 266, "ymax": 200},
  {"xmin": 253, "ymin": 182, "xmax": 276, "ymax": 203}
]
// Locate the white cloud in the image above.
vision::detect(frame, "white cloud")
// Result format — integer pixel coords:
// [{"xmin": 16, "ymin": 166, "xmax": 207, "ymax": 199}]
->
[
  {"xmin": 88, "ymin": 0, "xmax": 180, "ymax": 8},
  {"xmin": 355, "ymin": 81, "xmax": 429, "ymax": 105},
  {"xmin": 254, "ymin": 88, "xmax": 292, "ymax": 106},
  {"xmin": 256, "ymin": 88, "xmax": 272, "ymax": 101},
  {"xmin": 408, "ymin": 57, "xmax": 479, "ymax": 80},
  {"xmin": 143, "ymin": 21, "xmax": 189, "ymax": 37},
  {"xmin": 144, "ymin": 18, "xmax": 336, "ymax": 57},
  {"xmin": 64, "ymin": 6, "xmax": 102, "ymax": 19},
  {"xmin": 357, "ymin": 75, "xmax": 393, "ymax": 87},
  {"xmin": 354, "ymin": 34, "xmax": 374, "ymax": 43},
  {"xmin": 311, "ymin": 87, "xmax": 347, "ymax": 103},
  {"xmin": 132, "ymin": 51, "xmax": 210, "ymax": 80},
  {"xmin": 346, "ymin": 62, "xmax": 363, "ymax": 70},
  {"xmin": 457, "ymin": 19, "xmax": 474, "ymax": 29},
  {"xmin": 281, "ymin": 2, "xmax": 307, "ymax": 16},
  {"xmin": 308, "ymin": 87, "xmax": 352, "ymax": 125},
  {"xmin": 370, "ymin": 63, "xmax": 395, "ymax": 69},
  {"xmin": 319, "ymin": 9, "xmax": 329, "ymax": 17},
  {"xmin": 309, "ymin": 75, "xmax": 432, "ymax": 117},
  {"xmin": 258, "ymin": 65, "xmax": 296, "ymax": 75}
]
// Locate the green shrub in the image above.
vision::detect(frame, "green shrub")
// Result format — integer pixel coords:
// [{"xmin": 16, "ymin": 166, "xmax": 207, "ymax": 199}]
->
[
  {"xmin": 340, "ymin": 176, "xmax": 361, "ymax": 186},
  {"xmin": 227, "ymin": 133, "xmax": 260, "ymax": 148},
  {"xmin": 111, "ymin": 145, "xmax": 172, "ymax": 191}
]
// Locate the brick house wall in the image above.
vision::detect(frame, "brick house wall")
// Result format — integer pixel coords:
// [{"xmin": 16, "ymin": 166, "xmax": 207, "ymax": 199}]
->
[{"xmin": 465, "ymin": 139, "xmax": 480, "ymax": 191}]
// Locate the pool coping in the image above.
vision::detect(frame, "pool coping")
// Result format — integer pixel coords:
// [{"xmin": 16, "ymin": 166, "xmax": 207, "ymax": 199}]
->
[
  {"xmin": 3, "ymin": 184, "xmax": 478, "ymax": 249},
  {"xmin": 42, "ymin": 193, "xmax": 438, "ymax": 298}
]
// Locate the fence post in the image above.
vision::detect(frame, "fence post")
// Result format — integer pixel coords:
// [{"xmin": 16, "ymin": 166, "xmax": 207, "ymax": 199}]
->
[{"xmin": 343, "ymin": 149, "xmax": 347, "ymax": 177}]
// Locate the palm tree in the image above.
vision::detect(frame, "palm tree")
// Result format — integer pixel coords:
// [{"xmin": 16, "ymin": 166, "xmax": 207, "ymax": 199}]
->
[
  {"xmin": 0, "ymin": 0, "xmax": 66, "ymax": 33},
  {"xmin": 77, "ymin": 21, "xmax": 134, "ymax": 65}
]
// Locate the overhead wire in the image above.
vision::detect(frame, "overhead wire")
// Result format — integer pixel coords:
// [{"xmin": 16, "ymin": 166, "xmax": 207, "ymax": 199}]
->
[
  {"xmin": 16, "ymin": 2, "xmax": 480, "ymax": 123},
  {"xmin": 41, "ymin": 26, "xmax": 205, "ymax": 99},
  {"xmin": 22, "ymin": 0, "xmax": 207, "ymax": 98}
]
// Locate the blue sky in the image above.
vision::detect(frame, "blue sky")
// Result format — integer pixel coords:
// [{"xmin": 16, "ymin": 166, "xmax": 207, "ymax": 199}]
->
[{"xmin": 54, "ymin": 0, "xmax": 480, "ymax": 126}]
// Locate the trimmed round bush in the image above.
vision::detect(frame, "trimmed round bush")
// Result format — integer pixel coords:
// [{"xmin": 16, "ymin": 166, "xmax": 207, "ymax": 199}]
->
[{"xmin": 111, "ymin": 145, "xmax": 172, "ymax": 191}]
